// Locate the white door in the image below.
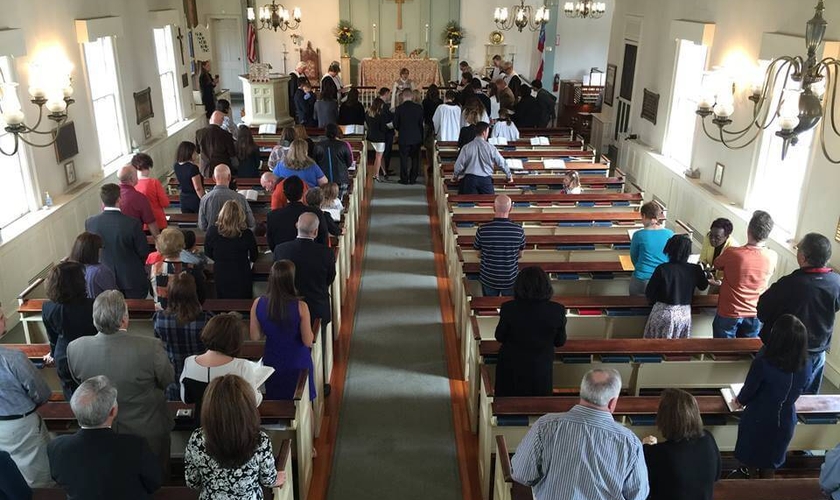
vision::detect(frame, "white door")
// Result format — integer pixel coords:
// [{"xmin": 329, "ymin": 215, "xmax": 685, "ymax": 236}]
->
[{"xmin": 211, "ymin": 18, "xmax": 245, "ymax": 93}]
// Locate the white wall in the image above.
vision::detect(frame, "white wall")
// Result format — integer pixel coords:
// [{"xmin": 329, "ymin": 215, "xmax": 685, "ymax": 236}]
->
[
  {"xmin": 459, "ymin": 0, "xmax": 540, "ymax": 80},
  {"xmin": 553, "ymin": 0, "xmax": 614, "ymax": 81}
]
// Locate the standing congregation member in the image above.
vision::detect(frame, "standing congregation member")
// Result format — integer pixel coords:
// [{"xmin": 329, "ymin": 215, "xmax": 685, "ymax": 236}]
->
[
  {"xmin": 118, "ymin": 165, "xmax": 160, "ymax": 237},
  {"xmin": 470, "ymin": 79, "xmax": 492, "ymax": 117},
  {"xmin": 272, "ymin": 139, "xmax": 328, "ymax": 189},
  {"xmin": 315, "ymin": 85, "xmax": 339, "ymax": 128},
  {"xmin": 149, "ymin": 227, "xmax": 206, "ymax": 310},
  {"xmin": 294, "ymin": 79, "xmax": 317, "ymax": 127},
  {"xmin": 711, "ymin": 210, "xmax": 777, "ymax": 338},
  {"xmin": 196, "ymin": 111, "xmax": 236, "ymax": 177},
  {"xmin": 42, "ymin": 262, "xmax": 97, "ymax": 399},
  {"xmin": 216, "ymin": 99, "xmax": 237, "ymax": 139},
  {"xmin": 433, "ymin": 90, "xmax": 462, "ymax": 142},
  {"xmin": 132, "ymin": 153, "xmax": 170, "ymax": 231},
  {"xmin": 495, "ymin": 77, "xmax": 516, "ymax": 113},
  {"xmin": 67, "ymin": 290, "xmax": 174, "ymax": 474},
  {"xmin": 473, "ymin": 195, "xmax": 525, "ymax": 296},
  {"xmin": 643, "ymin": 235, "xmax": 709, "ymax": 339},
  {"xmin": 250, "ymin": 260, "xmax": 316, "ymax": 401},
  {"xmin": 153, "ymin": 273, "xmax": 213, "ymax": 401},
  {"xmin": 181, "ymin": 314, "xmax": 272, "ymax": 410},
  {"xmin": 699, "ymin": 218, "xmax": 734, "ymax": 280},
  {"xmin": 305, "ymin": 188, "xmax": 340, "ymax": 237},
  {"xmin": 513, "ymin": 84, "xmax": 543, "ymax": 129},
  {"xmin": 494, "ymin": 267, "xmax": 566, "ymax": 396},
  {"xmin": 379, "ymin": 87, "xmax": 396, "ymax": 176},
  {"xmin": 629, "ymin": 202, "xmax": 673, "ymax": 296},
  {"xmin": 457, "ymin": 100, "xmax": 486, "ymax": 149},
  {"xmin": 758, "ymin": 232, "xmax": 840, "ymax": 393},
  {"xmin": 314, "ymin": 123, "xmax": 353, "ymax": 191},
  {"xmin": 642, "ymin": 389, "xmax": 721, "ymax": 500},
  {"xmin": 204, "ymin": 200, "xmax": 258, "ymax": 299},
  {"xmin": 422, "ymin": 85, "xmax": 443, "ymax": 173},
  {"xmin": 267, "ymin": 176, "xmax": 327, "ymax": 248},
  {"xmin": 197, "ymin": 164, "xmax": 256, "ymax": 231},
  {"xmin": 70, "ymin": 232, "xmax": 117, "ymax": 298},
  {"xmin": 173, "ymin": 141, "xmax": 205, "ymax": 214},
  {"xmin": 338, "ymin": 87, "xmax": 366, "ymax": 126},
  {"xmin": 511, "ymin": 369, "xmax": 649, "ymax": 500},
  {"xmin": 0, "ymin": 451, "xmax": 31, "ymax": 500},
  {"xmin": 532, "ymin": 79, "xmax": 557, "ymax": 127},
  {"xmin": 393, "ymin": 88, "xmax": 425, "ymax": 185},
  {"xmin": 489, "ymin": 54, "xmax": 504, "ymax": 80},
  {"xmin": 0, "ymin": 345, "xmax": 53, "ymax": 488},
  {"xmin": 235, "ymin": 125, "xmax": 262, "ymax": 178},
  {"xmin": 273, "ymin": 213, "xmax": 336, "ymax": 335},
  {"xmin": 288, "ymin": 61, "xmax": 307, "ymax": 121},
  {"xmin": 491, "ymin": 108, "xmax": 520, "ymax": 142},
  {"xmin": 85, "ymin": 184, "xmax": 150, "ymax": 299},
  {"xmin": 48, "ymin": 376, "xmax": 162, "ymax": 499},
  {"xmin": 198, "ymin": 61, "xmax": 218, "ymax": 119},
  {"xmin": 821, "ymin": 443, "xmax": 840, "ymax": 500},
  {"xmin": 732, "ymin": 314, "xmax": 811, "ymax": 477},
  {"xmin": 366, "ymin": 98, "xmax": 390, "ymax": 182},
  {"xmin": 452, "ymin": 122, "xmax": 512, "ymax": 194},
  {"xmin": 184, "ymin": 375, "xmax": 283, "ymax": 499},
  {"xmin": 267, "ymin": 127, "xmax": 296, "ymax": 170}
]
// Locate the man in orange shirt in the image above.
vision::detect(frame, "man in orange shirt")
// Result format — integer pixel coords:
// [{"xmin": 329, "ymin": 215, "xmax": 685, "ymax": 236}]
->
[
  {"xmin": 260, "ymin": 172, "xmax": 308, "ymax": 210},
  {"xmin": 711, "ymin": 210, "xmax": 777, "ymax": 338}
]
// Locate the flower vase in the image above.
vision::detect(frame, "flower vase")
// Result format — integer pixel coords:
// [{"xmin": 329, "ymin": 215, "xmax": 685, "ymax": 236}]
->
[{"xmin": 342, "ymin": 45, "xmax": 349, "ymax": 58}]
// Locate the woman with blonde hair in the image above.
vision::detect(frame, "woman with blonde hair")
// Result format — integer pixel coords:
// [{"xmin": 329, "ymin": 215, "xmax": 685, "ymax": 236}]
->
[
  {"xmin": 267, "ymin": 127, "xmax": 296, "ymax": 169},
  {"xmin": 204, "ymin": 200, "xmax": 258, "ymax": 299},
  {"xmin": 271, "ymin": 139, "xmax": 327, "ymax": 188},
  {"xmin": 563, "ymin": 170, "xmax": 582, "ymax": 195},
  {"xmin": 150, "ymin": 227, "xmax": 206, "ymax": 309},
  {"xmin": 642, "ymin": 388, "xmax": 720, "ymax": 500},
  {"xmin": 184, "ymin": 374, "xmax": 285, "ymax": 498}
]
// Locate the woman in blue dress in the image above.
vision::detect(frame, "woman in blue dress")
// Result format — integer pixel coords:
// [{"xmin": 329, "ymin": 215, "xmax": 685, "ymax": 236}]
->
[
  {"xmin": 733, "ymin": 314, "xmax": 812, "ymax": 478},
  {"xmin": 249, "ymin": 260, "xmax": 316, "ymax": 401}
]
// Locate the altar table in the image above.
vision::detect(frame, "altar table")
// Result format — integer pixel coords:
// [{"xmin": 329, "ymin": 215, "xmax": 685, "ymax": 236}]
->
[{"xmin": 359, "ymin": 58, "xmax": 442, "ymax": 88}]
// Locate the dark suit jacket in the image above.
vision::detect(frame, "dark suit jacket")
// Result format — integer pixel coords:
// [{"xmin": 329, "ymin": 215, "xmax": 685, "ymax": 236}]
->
[
  {"xmin": 475, "ymin": 92, "xmax": 492, "ymax": 117},
  {"xmin": 48, "ymin": 428, "xmax": 161, "ymax": 500},
  {"xmin": 266, "ymin": 202, "xmax": 327, "ymax": 250},
  {"xmin": 0, "ymin": 451, "xmax": 30, "ymax": 500},
  {"xmin": 196, "ymin": 124, "xmax": 235, "ymax": 176},
  {"xmin": 273, "ymin": 238, "xmax": 336, "ymax": 322},
  {"xmin": 513, "ymin": 94, "xmax": 544, "ymax": 129},
  {"xmin": 394, "ymin": 101, "xmax": 424, "ymax": 145},
  {"xmin": 288, "ymin": 71, "xmax": 300, "ymax": 119},
  {"xmin": 85, "ymin": 210, "xmax": 149, "ymax": 298}
]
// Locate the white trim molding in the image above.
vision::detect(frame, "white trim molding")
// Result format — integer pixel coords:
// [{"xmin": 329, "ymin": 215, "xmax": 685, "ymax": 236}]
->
[{"xmin": 74, "ymin": 16, "xmax": 124, "ymax": 44}]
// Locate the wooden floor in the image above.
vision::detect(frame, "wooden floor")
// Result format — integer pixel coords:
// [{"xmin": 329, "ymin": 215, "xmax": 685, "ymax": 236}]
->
[{"xmin": 305, "ymin": 168, "xmax": 482, "ymax": 500}]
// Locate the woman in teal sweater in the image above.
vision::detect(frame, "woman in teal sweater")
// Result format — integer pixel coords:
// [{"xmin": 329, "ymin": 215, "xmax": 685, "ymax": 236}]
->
[{"xmin": 630, "ymin": 202, "xmax": 673, "ymax": 296}]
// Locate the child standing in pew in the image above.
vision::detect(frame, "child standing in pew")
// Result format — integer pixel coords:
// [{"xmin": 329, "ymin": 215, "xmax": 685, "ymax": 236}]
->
[
  {"xmin": 562, "ymin": 171, "xmax": 582, "ymax": 195},
  {"xmin": 491, "ymin": 108, "xmax": 520, "ymax": 142},
  {"xmin": 731, "ymin": 314, "xmax": 812, "ymax": 478},
  {"xmin": 320, "ymin": 182, "xmax": 344, "ymax": 223},
  {"xmin": 630, "ymin": 202, "xmax": 673, "ymax": 296},
  {"xmin": 643, "ymin": 235, "xmax": 709, "ymax": 339},
  {"xmin": 180, "ymin": 230, "xmax": 212, "ymax": 269}
]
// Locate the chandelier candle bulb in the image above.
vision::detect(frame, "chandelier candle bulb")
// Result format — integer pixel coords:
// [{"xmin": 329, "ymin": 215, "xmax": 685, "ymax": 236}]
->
[
  {"xmin": 247, "ymin": 7, "xmax": 255, "ymax": 21},
  {"xmin": 46, "ymin": 98, "xmax": 67, "ymax": 114}
]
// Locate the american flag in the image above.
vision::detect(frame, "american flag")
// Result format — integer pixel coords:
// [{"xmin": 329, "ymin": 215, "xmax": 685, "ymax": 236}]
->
[
  {"xmin": 535, "ymin": 23, "xmax": 546, "ymax": 81},
  {"xmin": 247, "ymin": 23, "xmax": 257, "ymax": 63}
]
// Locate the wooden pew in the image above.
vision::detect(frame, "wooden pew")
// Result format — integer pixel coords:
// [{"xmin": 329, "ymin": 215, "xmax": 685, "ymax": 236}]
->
[
  {"xmin": 437, "ymin": 139, "xmax": 585, "ymax": 150},
  {"xmin": 34, "ymin": 438, "xmax": 294, "ymax": 500},
  {"xmin": 438, "ymin": 149, "xmax": 597, "ymax": 162},
  {"xmin": 479, "ymin": 394, "xmax": 840, "ymax": 500},
  {"xmin": 38, "ymin": 371, "xmax": 313, "ymax": 500},
  {"xmin": 491, "ymin": 435, "xmax": 826, "ymax": 500}
]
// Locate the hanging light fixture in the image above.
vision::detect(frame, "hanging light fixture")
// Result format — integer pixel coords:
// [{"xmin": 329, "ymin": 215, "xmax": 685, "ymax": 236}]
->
[
  {"xmin": 563, "ymin": 1, "xmax": 607, "ymax": 20},
  {"xmin": 248, "ymin": 1, "xmax": 302, "ymax": 32},
  {"xmin": 0, "ymin": 57, "xmax": 74, "ymax": 157},
  {"xmin": 696, "ymin": 1, "xmax": 840, "ymax": 162},
  {"xmin": 494, "ymin": 1, "xmax": 550, "ymax": 33}
]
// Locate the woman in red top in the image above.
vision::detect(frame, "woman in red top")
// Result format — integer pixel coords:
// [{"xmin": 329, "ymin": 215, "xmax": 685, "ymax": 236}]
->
[{"xmin": 132, "ymin": 153, "xmax": 170, "ymax": 230}]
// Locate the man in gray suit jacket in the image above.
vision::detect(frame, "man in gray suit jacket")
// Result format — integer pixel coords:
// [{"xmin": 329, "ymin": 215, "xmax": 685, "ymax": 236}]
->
[
  {"xmin": 67, "ymin": 291, "xmax": 174, "ymax": 474},
  {"xmin": 85, "ymin": 184, "xmax": 150, "ymax": 299}
]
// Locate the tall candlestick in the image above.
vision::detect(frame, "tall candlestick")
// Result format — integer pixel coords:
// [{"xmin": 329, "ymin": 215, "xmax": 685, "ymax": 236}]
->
[
  {"xmin": 373, "ymin": 23, "xmax": 376, "ymax": 43},
  {"xmin": 425, "ymin": 24, "xmax": 429, "ymax": 44}
]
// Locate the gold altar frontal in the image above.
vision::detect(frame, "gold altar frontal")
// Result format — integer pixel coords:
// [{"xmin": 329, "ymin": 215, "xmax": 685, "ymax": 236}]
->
[{"xmin": 359, "ymin": 57, "xmax": 442, "ymax": 88}]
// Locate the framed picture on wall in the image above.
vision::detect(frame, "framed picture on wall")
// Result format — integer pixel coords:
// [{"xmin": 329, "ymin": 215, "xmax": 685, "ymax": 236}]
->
[
  {"xmin": 713, "ymin": 162, "xmax": 725, "ymax": 187},
  {"xmin": 143, "ymin": 120, "xmax": 152, "ymax": 140},
  {"xmin": 604, "ymin": 64, "xmax": 617, "ymax": 107},
  {"xmin": 64, "ymin": 161, "xmax": 76, "ymax": 186},
  {"xmin": 134, "ymin": 87, "xmax": 154, "ymax": 124}
]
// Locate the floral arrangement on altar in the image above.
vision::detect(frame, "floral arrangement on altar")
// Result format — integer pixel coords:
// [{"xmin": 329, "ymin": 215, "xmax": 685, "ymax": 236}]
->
[
  {"xmin": 442, "ymin": 21, "xmax": 464, "ymax": 46},
  {"xmin": 335, "ymin": 20, "xmax": 359, "ymax": 46}
]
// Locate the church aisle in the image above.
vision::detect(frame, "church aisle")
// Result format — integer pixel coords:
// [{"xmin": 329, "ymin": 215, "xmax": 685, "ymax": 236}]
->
[{"xmin": 327, "ymin": 180, "xmax": 462, "ymax": 500}]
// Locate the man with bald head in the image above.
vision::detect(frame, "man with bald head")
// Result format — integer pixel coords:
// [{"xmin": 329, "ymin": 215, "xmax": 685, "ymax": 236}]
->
[
  {"xmin": 261, "ymin": 171, "xmax": 310, "ymax": 210},
  {"xmin": 473, "ymin": 194, "xmax": 525, "ymax": 296},
  {"xmin": 117, "ymin": 165, "xmax": 159, "ymax": 237},
  {"xmin": 197, "ymin": 164, "xmax": 255, "ymax": 231},
  {"xmin": 273, "ymin": 212, "xmax": 337, "ymax": 329},
  {"xmin": 196, "ymin": 110, "xmax": 236, "ymax": 177}
]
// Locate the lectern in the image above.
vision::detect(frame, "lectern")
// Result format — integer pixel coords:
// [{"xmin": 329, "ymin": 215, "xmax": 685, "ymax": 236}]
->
[{"xmin": 239, "ymin": 74, "xmax": 294, "ymax": 127}]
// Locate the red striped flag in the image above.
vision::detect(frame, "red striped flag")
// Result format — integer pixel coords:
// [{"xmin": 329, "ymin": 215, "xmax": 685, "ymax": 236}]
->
[
  {"xmin": 247, "ymin": 23, "xmax": 257, "ymax": 63},
  {"xmin": 535, "ymin": 23, "xmax": 546, "ymax": 81}
]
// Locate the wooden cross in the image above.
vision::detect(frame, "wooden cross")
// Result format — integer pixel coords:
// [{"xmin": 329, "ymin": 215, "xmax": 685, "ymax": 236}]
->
[
  {"xmin": 390, "ymin": 0, "xmax": 407, "ymax": 30},
  {"xmin": 175, "ymin": 27, "xmax": 186, "ymax": 66}
]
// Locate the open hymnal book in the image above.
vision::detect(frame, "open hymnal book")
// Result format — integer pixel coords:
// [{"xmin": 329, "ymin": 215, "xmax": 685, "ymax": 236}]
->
[
  {"xmin": 488, "ymin": 137, "xmax": 508, "ymax": 146},
  {"xmin": 543, "ymin": 159, "xmax": 566, "ymax": 170},
  {"xmin": 258, "ymin": 123, "xmax": 277, "ymax": 135},
  {"xmin": 530, "ymin": 136, "xmax": 550, "ymax": 145},
  {"xmin": 720, "ymin": 383, "xmax": 745, "ymax": 412},
  {"xmin": 340, "ymin": 124, "xmax": 365, "ymax": 135},
  {"xmin": 627, "ymin": 228, "xmax": 641, "ymax": 240},
  {"xmin": 237, "ymin": 189, "xmax": 259, "ymax": 201},
  {"xmin": 687, "ymin": 253, "xmax": 701, "ymax": 264},
  {"xmin": 506, "ymin": 159, "xmax": 524, "ymax": 171}
]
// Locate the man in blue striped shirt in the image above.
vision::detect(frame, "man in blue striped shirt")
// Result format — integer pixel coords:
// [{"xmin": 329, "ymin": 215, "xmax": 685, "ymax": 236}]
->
[
  {"xmin": 473, "ymin": 195, "xmax": 525, "ymax": 296},
  {"xmin": 511, "ymin": 369, "xmax": 649, "ymax": 500}
]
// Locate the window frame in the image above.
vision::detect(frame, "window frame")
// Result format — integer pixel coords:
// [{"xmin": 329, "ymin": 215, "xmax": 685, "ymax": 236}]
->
[
  {"xmin": 153, "ymin": 25, "xmax": 183, "ymax": 128},
  {"xmin": 662, "ymin": 39, "xmax": 709, "ymax": 169},
  {"xmin": 81, "ymin": 36, "xmax": 129, "ymax": 168}
]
